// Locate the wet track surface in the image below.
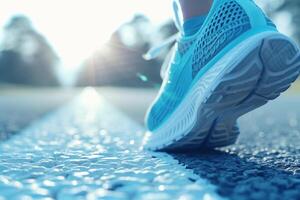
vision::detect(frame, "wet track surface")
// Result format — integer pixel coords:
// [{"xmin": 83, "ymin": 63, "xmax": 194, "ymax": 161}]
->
[
  {"xmin": 0, "ymin": 88, "xmax": 300, "ymax": 200},
  {"xmin": 172, "ymin": 95, "xmax": 300, "ymax": 200},
  {"xmin": 0, "ymin": 89, "xmax": 222, "ymax": 200}
]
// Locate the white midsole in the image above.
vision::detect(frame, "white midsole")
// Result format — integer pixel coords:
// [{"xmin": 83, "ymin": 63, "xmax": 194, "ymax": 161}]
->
[{"xmin": 143, "ymin": 31, "xmax": 282, "ymax": 150}]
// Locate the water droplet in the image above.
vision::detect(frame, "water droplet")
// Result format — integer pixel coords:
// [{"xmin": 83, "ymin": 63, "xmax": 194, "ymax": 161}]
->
[
  {"xmin": 158, "ymin": 185, "xmax": 165, "ymax": 191},
  {"xmin": 43, "ymin": 180, "xmax": 55, "ymax": 187},
  {"xmin": 129, "ymin": 140, "xmax": 135, "ymax": 145}
]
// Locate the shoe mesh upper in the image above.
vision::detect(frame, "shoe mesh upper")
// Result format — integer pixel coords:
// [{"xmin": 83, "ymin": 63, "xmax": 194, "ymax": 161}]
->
[
  {"xmin": 191, "ymin": 0, "xmax": 251, "ymax": 78},
  {"xmin": 178, "ymin": 40, "xmax": 194, "ymax": 55},
  {"xmin": 147, "ymin": 0, "xmax": 253, "ymax": 131}
]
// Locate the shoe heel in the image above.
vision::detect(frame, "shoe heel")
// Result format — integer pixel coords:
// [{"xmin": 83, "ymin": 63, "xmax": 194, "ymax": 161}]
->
[
  {"xmin": 204, "ymin": 34, "xmax": 300, "ymax": 148},
  {"xmin": 256, "ymin": 35, "xmax": 300, "ymax": 100}
]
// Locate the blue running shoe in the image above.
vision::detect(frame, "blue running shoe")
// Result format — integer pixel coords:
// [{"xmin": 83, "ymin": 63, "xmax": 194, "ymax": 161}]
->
[{"xmin": 143, "ymin": 0, "xmax": 300, "ymax": 151}]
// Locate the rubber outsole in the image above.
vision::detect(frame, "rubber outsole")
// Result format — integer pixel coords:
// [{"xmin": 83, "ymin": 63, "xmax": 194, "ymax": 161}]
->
[
  {"xmin": 143, "ymin": 33, "xmax": 300, "ymax": 151},
  {"xmin": 202, "ymin": 35, "xmax": 300, "ymax": 149}
]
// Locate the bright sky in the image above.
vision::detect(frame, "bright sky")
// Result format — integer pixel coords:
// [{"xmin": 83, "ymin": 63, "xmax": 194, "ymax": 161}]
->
[{"xmin": 0, "ymin": 0, "xmax": 172, "ymax": 85}]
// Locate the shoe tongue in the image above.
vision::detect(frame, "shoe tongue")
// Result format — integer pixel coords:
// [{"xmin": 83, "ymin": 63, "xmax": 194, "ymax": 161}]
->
[
  {"xmin": 183, "ymin": 15, "xmax": 207, "ymax": 36},
  {"xmin": 172, "ymin": 0, "xmax": 207, "ymax": 36}
]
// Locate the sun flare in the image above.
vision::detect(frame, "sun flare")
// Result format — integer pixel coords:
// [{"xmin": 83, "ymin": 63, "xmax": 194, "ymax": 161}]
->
[{"xmin": 0, "ymin": 0, "xmax": 172, "ymax": 85}]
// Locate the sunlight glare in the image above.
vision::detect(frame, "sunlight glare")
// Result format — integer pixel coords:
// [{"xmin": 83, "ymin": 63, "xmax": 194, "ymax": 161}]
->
[
  {"xmin": 0, "ymin": 0, "xmax": 172, "ymax": 86},
  {"xmin": 80, "ymin": 87, "xmax": 101, "ymax": 109}
]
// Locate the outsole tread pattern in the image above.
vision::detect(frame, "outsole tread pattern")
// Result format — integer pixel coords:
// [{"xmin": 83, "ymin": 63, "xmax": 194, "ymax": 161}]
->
[{"xmin": 202, "ymin": 36, "xmax": 300, "ymax": 149}]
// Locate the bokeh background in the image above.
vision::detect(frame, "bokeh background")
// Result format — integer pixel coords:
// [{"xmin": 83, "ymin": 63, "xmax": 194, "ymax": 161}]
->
[
  {"xmin": 0, "ymin": 0, "xmax": 298, "ymax": 88},
  {"xmin": 0, "ymin": 0, "xmax": 299, "ymax": 140}
]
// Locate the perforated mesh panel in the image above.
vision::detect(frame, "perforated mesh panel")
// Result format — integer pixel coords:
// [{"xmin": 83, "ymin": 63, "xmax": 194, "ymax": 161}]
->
[
  {"xmin": 178, "ymin": 40, "xmax": 194, "ymax": 55},
  {"xmin": 191, "ymin": 0, "xmax": 251, "ymax": 77}
]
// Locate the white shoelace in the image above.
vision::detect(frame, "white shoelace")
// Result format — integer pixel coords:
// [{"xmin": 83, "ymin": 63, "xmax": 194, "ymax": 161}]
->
[{"xmin": 143, "ymin": 0, "xmax": 182, "ymax": 61}]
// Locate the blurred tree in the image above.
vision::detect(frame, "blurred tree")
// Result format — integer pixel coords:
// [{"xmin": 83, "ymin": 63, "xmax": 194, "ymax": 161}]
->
[
  {"xmin": 0, "ymin": 15, "xmax": 59, "ymax": 86},
  {"xmin": 77, "ymin": 15, "xmax": 177, "ymax": 88},
  {"xmin": 264, "ymin": 0, "xmax": 300, "ymax": 43},
  {"xmin": 276, "ymin": 0, "xmax": 300, "ymax": 42}
]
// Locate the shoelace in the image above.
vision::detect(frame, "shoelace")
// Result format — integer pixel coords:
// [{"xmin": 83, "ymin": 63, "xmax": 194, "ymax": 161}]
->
[
  {"xmin": 143, "ymin": 0, "xmax": 182, "ymax": 78},
  {"xmin": 143, "ymin": 0, "xmax": 182, "ymax": 61}
]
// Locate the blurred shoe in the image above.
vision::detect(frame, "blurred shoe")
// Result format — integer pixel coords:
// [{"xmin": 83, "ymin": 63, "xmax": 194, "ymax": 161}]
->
[{"xmin": 143, "ymin": 0, "xmax": 300, "ymax": 151}]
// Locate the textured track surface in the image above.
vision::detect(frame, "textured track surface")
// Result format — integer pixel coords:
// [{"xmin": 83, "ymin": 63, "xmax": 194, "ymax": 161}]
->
[
  {"xmin": 173, "ymin": 94, "xmax": 300, "ymax": 200},
  {"xmin": 165, "ymin": 35, "xmax": 300, "ymax": 150},
  {"xmin": 1, "ymin": 87, "xmax": 300, "ymax": 200},
  {"xmin": 0, "ymin": 89, "xmax": 222, "ymax": 200}
]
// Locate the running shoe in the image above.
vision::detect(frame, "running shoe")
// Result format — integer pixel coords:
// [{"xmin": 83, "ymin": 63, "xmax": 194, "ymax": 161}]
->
[{"xmin": 143, "ymin": 0, "xmax": 300, "ymax": 151}]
